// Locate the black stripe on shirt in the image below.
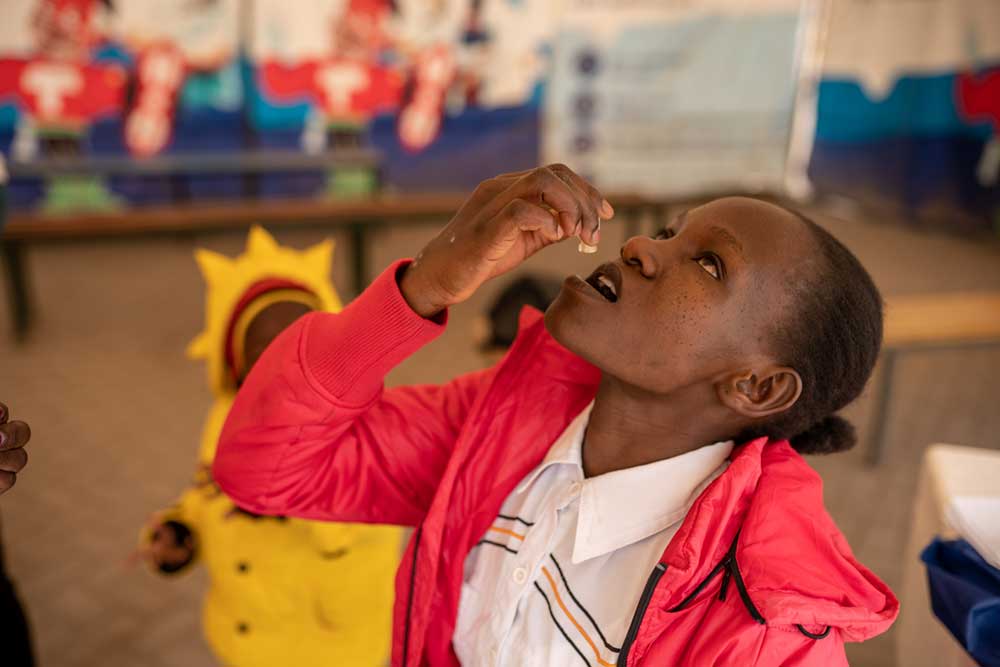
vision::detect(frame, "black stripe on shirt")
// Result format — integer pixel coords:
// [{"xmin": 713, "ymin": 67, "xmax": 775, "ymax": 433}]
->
[
  {"xmin": 549, "ymin": 555, "xmax": 621, "ymax": 653},
  {"xmin": 476, "ymin": 539, "xmax": 519, "ymax": 555},
  {"xmin": 496, "ymin": 513, "xmax": 536, "ymax": 527},
  {"xmin": 534, "ymin": 581, "xmax": 592, "ymax": 667}
]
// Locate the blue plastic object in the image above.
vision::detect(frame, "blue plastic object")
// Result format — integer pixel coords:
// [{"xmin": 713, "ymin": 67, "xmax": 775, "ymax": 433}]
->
[{"xmin": 921, "ymin": 537, "xmax": 1000, "ymax": 667}]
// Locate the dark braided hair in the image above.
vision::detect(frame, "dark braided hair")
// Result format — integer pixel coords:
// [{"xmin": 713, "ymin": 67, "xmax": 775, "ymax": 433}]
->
[{"xmin": 741, "ymin": 210, "xmax": 883, "ymax": 455}]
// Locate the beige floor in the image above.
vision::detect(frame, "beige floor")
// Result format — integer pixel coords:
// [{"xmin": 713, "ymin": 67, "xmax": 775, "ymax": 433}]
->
[{"xmin": 3, "ymin": 203, "xmax": 1000, "ymax": 667}]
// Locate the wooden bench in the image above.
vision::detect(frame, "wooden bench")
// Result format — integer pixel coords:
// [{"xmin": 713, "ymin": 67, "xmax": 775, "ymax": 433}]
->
[{"xmin": 868, "ymin": 292, "xmax": 1000, "ymax": 464}]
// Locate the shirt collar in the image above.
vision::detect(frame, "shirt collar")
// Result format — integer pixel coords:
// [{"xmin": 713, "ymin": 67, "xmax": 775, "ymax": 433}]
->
[
  {"xmin": 572, "ymin": 437, "xmax": 733, "ymax": 563},
  {"xmin": 515, "ymin": 401, "xmax": 733, "ymax": 563}
]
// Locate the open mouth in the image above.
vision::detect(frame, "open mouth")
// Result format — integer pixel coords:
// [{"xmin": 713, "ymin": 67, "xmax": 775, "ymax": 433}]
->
[{"xmin": 585, "ymin": 263, "xmax": 622, "ymax": 303}]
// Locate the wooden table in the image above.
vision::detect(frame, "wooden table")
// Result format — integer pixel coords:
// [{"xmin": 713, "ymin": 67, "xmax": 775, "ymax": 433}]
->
[
  {"xmin": 1, "ymin": 192, "xmax": 665, "ymax": 340},
  {"xmin": 868, "ymin": 292, "xmax": 1000, "ymax": 464}
]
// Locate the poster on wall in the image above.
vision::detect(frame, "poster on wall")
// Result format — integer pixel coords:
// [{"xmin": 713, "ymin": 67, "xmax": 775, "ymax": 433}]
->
[
  {"xmin": 807, "ymin": 0, "xmax": 1000, "ymax": 231},
  {"xmin": 247, "ymin": 0, "xmax": 556, "ymax": 193},
  {"xmin": 0, "ymin": 0, "xmax": 242, "ymax": 210},
  {"xmin": 543, "ymin": 0, "xmax": 804, "ymax": 198},
  {"xmin": 0, "ymin": 0, "xmax": 808, "ymax": 210}
]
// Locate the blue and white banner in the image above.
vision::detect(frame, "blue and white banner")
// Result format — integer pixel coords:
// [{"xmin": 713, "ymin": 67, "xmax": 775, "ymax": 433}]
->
[
  {"xmin": 544, "ymin": 0, "xmax": 804, "ymax": 198},
  {"xmin": 806, "ymin": 0, "xmax": 1000, "ymax": 230}
]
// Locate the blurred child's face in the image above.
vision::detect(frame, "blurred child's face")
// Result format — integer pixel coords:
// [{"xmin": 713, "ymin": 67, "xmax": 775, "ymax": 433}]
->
[
  {"xmin": 545, "ymin": 197, "xmax": 815, "ymax": 396},
  {"xmin": 241, "ymin": 301, "xmax": 313, "ymax": 382}
]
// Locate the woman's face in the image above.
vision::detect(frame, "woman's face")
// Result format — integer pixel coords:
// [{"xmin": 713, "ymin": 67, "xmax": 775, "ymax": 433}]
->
[{"xmin": 545, "ymin": 197, "xmax": 816, "ymax": 395}]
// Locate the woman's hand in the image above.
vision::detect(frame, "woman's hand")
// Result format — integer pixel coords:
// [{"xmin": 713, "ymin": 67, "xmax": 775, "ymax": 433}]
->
[{"xmin": 400, "ymin": 164, "xmax": 614, "ymax": 317}]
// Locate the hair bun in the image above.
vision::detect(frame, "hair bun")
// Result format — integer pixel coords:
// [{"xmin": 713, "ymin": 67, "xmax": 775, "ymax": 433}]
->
[{"xmin": 790, "ymin": 415, "xmax": 856, "ymax": 455}]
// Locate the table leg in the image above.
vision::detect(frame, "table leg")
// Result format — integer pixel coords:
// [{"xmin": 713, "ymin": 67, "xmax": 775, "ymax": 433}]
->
[
  {"xmin": 867, "ymin": 348, "xmax": 898, "ymax": 465},
  {"xmin": 1, "ymin": 240, "xmax": 31, "ymax": 342},
  {"xmin": 348, "ymin": 222, "xmax": 369, "ymax": 297}
]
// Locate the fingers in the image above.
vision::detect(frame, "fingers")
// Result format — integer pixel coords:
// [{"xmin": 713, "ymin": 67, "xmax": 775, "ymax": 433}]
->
[
  {"xmin": 493, "ymin": 168, "xmax": 536, "ymax": 182},
  {"xmin": 0, "ymin": 420, "xmax": 30, "ymax": 451},
  {"xmin": 505, "ymin": 165, "xmax": 608, "ymax": 245},
  {"xmin": 0, "ymin": 409, "xmax": 24, "ymax": 494},
  {"xmin": 471, "ymin": 168, "xmax": 569, "ymax": 235},
  {"xmin": 465, "ymin": 165, "xmax": 609, "ymax": 246},
  {"xmin": 0, "ymin": 447, "xmax": 27, "ymax": 474},
  {"xmin": 495, "ymin": 198, "xmax": 562, "ymax": 243},
  {"xmin": 515, "ymin": 167, "xmax": 585, "ymax": 239},
  {"xmin": 462, "ymin": 169, "xmax": 535, "ymax": 214},
  {"xmin": 548, "ymin": 163, "xmax": 614, "ymax": 244},
  {"xmin": 548, "ymin": 164, "xmax": 614, "ymax": 218}
]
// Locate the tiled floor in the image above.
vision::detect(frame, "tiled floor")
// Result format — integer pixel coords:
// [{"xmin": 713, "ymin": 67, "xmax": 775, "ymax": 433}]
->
[{"xmin": 3, "ymin": 203, "xmax": 1000, "ymax": 667}]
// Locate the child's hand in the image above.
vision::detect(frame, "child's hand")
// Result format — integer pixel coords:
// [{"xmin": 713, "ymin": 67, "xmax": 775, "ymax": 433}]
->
[
  {"xmin": 0, "ymin": 402, "xmax": 30, "ymax": 495},
  {"xmin": 400, "ymin": 165, "xmax": 613, "ymax": 317},
  {"xmin": 128, "ymin": 515, "xmax": 194, "ymax": 571}
]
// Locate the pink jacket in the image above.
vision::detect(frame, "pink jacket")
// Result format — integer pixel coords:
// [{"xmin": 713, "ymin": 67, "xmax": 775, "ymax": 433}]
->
[{"xmin": 214, "ymin": 260, "xmax": 899, "ymax": 667}]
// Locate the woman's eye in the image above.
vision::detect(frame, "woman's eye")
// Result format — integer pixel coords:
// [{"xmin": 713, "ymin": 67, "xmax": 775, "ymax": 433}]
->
[
  {"xmin": 696, "ymin": 255, "xmax": 721, "ymax": 280},
  {"xmin": 653, "ymin": 227, "xmax": 676, "ymax": 240}
]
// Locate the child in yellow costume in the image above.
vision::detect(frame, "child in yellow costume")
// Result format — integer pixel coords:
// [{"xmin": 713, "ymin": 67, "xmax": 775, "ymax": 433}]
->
[{"xmin": 137, "ymin": 227, "xmax": 401, "ymax": 667}]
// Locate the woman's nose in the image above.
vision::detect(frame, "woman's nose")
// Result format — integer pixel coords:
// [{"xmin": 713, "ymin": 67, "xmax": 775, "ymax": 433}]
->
[{"xmin": 621, "ymin": 236, "xmax": 659, "ymax": 279}]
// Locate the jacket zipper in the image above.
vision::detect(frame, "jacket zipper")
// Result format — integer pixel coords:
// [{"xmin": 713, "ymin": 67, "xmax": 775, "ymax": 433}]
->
[
  {"xmin": 402, "ymin": 524, "xmax": 423, "ymax": 666},
  {"xmin": 617, "ymin": 562, "xmax": 667, "ymax": 667}
]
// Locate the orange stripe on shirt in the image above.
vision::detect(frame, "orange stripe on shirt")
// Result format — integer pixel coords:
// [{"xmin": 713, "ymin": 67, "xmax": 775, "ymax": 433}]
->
[
  {"xmin": 541, "ymin": 566, "xmax": 616, "ymax": 667},
  {"xmin": 488, "ymin": 526, "xmax": 525, "ymax": 541}
]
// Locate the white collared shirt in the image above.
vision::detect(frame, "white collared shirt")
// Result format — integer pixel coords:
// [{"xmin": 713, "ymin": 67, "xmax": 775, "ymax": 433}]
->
[{"xmin": 453, "ymin": 402, "xmax": 733, "ymax": 667}]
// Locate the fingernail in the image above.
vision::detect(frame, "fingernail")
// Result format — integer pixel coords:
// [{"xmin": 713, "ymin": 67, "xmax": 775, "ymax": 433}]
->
[
  {"xmin": 601, "ymin": 199, "xmax": 614, "ymax": 218},
  {"xmin": 593, "ymin": 228, "xmax": 601, "ymax": 244},
  {"xmin": 556, "ymin": 226, "xmax": 565, "ymax": 239},
  {"xmin": 573, "ymin": 220, "xmax": 582, "ymax": 235}
]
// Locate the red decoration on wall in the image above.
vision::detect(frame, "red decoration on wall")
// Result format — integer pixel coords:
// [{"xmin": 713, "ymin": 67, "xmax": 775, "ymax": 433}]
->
[{"xmin": 0, "ymin": 57, "xmax": 125, "ymax": 128}]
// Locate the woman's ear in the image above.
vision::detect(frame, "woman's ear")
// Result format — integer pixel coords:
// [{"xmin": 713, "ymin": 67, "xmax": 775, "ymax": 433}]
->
[{"xmin": 716, "ymin": 366, "xmax": 802, "ymax": 419}]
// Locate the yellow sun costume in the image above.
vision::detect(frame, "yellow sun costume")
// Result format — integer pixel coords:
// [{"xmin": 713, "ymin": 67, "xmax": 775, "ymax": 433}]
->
[{"xmin": 148, "ymin": 227, "xmax": 401, "ymax": 667}]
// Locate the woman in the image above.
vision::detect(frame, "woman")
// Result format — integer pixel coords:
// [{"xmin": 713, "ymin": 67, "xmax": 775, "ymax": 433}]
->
[{"xmin": 214, "ymin": 165, "xmax": 898, "ymax": 666}]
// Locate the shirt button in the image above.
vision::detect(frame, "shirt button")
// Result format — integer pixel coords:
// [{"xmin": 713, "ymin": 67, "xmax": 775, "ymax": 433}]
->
[{"xmin": 512, "ymin": 566, "xmax": 528, "ymax": 584}]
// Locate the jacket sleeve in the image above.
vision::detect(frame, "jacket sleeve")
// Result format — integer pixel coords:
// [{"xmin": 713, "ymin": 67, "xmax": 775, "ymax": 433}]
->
[
  {"xmin": 752, "ymin": 627, "xmax": 848, "ymax": 667},
  {"xmin": 213, "ymin": 260, "xmax": 493, "ymax": 527}
]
